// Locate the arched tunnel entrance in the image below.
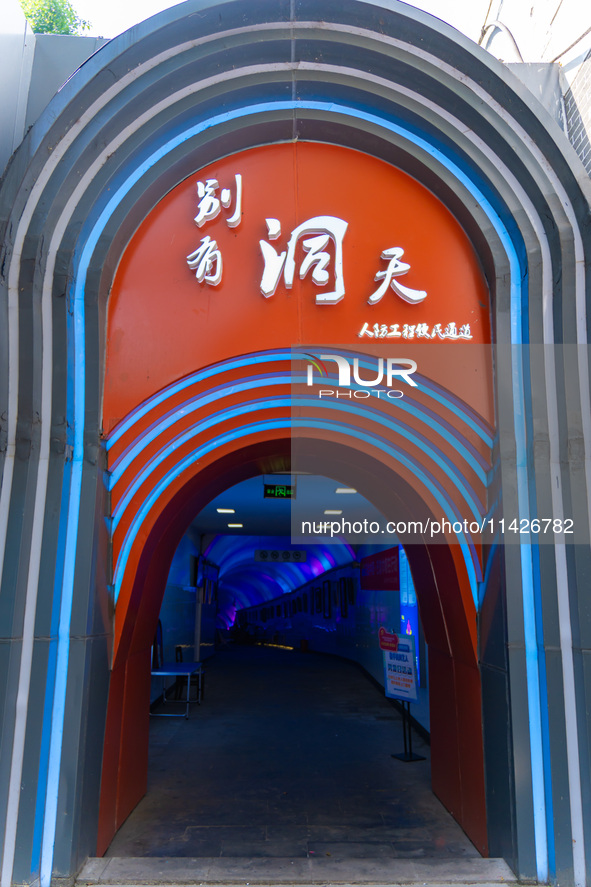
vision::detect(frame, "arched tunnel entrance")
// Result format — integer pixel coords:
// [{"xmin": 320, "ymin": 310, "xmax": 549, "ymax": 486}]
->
[
  {"xmin": 98, "ymin": 140, "xmax": 494, "ymax": 859},
  {"xmin": 96, "ymin": 136, "xmax": 495, "ymax": 864},
  {"xmin": 97, "ymin": 437, "xmax": 489, "ymax": 858}
]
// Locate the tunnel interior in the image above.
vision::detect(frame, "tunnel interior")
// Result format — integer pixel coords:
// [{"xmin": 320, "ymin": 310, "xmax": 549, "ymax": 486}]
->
[{"xmin": 101, "ymin": 472, "xmax": 482, "ymax": 861}]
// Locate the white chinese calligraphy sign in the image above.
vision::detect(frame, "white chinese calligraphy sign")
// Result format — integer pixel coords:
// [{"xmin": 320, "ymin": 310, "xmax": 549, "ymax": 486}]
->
[{"xmin": 106, "ymin": 142, "xmax": 491, "ymax": 426}]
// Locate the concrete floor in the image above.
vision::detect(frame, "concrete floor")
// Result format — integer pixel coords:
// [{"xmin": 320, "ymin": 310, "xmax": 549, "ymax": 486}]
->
[{"xmin": 104, "ymin": 645, "xmax": 480, "ymax": 862}]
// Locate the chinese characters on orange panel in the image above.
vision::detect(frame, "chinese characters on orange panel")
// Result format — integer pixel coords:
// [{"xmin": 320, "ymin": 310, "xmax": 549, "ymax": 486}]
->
[{"xmin": 186, "ymin": 172, "xmax": 473, "ymax": 340}]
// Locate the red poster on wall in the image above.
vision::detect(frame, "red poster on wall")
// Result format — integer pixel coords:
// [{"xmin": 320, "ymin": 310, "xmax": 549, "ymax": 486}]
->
[{"xmin": 360, "ymin": 548, "xmax": 400, "ymax": 590}]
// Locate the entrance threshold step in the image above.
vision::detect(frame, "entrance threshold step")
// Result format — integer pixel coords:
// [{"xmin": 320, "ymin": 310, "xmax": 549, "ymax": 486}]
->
[{"xmin": 78, "ymin": 857, "xmax": 517, "ymax": 886}]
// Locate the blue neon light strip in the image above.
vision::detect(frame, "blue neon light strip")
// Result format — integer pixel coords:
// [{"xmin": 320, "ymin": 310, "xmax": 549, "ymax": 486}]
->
[
  {"xmin": 109, "ymin": 363, "xmax": 489, "ymax": 484},
  {"xmin": 110, "ymin": 375, "xmax": 292, "ymax": 484},
  {"xmin": 40, "ymin": 284, "xmax": 86, "ymax": 887},
  {"xmin": 112, "ymin": 416, "xmax": 481, "ymax": 606},
  {"xmin": 106, "ymin": 350, "xmax": 291, "ymax": 448},
  {"xmin": 110, "ymin": 390, "xmax": 485, "ymax": 533},
  {"xmin": 531, "ymin": 535, "xmax": 556, "ymax": 878},
  {"xmin": 43, "ymin": 95, "xmax": 548, "ymax": 884},
  {"xmin": 417, "ymin": 375, "xmax": 493, "ymax": 441},
  {"xmin": 31, "ymin": 431, "xmax": 74, "ymax": 874},
  {"xmin": 303, "ymin": 394, "xmax": 487, "ymax": 498},
  {"xmin": 109, "ymin": 349, "xmax": 493, "ymax": 454},
  {"xmin": 296, "ymin": 350, "xmax": 494, "ymax": 446},
  {"xmin": 110, "ymin": 376, "xmax": 486, "ymax": 521},
  {"xmin": 399, "ymin": 395, "xmax": 491, "ymax": 471}
]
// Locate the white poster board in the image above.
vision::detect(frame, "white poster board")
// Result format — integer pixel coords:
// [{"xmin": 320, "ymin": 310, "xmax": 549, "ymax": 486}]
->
[{"xmin": 380, "ymin": 629, "xmax": 418, "ymax": 702}]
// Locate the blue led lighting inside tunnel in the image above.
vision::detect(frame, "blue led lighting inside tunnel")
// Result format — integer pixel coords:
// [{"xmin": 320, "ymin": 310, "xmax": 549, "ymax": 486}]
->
[
  {"xmin": 215, "ymin": 539, "xmax": 350, "ymax": 581},
  {"xmin": 223, "ymin": 565, "xmax": 292, "ymax": 598},
  {"xmin": 222, "ymin": 557, "xmax": 308, "ymax": 590},
  {"xmin": 42, "ymin": 94, "xmax": 548, "ymax": 887},
  {"xmin": 203, "ymin": 534, "xmax": 342, "ymax": 577},
  {"xmin": 200, "ymin": 536, "xmax": 353, "ymax": 610}
]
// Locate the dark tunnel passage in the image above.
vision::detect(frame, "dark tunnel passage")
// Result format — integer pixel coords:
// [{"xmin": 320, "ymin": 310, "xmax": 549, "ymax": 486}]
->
[{"xmin": 104, "ymin": 474, "xmax": 479, "ymax": 861}]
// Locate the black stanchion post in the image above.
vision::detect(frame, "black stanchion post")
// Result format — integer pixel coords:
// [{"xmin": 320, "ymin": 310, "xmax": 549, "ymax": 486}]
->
[
  {"xmin": 392, "ymin": 701, "xmax": 426, "ymax": 762},
  {"xmin": 402, "ymin": 703, "xmax": 408, "ymax": 757}
]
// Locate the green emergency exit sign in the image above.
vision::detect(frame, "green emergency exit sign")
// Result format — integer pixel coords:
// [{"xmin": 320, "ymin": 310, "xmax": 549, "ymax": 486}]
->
[{"xmin": 264, "ymin": 484, "xmax": 295, "ymax": 499}]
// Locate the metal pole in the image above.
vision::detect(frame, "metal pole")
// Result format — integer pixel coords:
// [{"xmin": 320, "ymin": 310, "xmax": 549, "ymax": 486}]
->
[{"xmin": 402, "ymin": 702, "xmax": 408, "ymax": 757}]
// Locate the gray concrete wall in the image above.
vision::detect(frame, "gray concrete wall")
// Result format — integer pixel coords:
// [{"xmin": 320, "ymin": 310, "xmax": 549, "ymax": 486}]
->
[
  {"xmin": 25, "ymin": 33, "xmax": 109, "ymax": 132},
  {"xmin": 0, "ymin": 0, "xmax": 107, "ymax": 179},
  {"xmin": 0, "ymin": 0, "xmax": 35, "ymax": 178}
]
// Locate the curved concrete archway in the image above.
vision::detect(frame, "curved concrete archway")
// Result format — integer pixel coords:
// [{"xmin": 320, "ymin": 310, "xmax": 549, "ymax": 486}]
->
[{"xmin": 98, "ymin": 433, "xmax": 486, "ymax": 855}]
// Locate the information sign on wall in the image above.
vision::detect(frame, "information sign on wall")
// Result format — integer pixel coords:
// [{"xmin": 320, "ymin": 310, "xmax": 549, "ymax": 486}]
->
[{"xmin": 380, "ymin": 628, "xmax": 418, "ymax": 702}]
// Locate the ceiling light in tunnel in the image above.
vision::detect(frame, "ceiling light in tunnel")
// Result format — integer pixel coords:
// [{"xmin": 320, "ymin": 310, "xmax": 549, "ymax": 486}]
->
[
  {"xmin": 227, "ymin": 523, "xmax": 244, "ymax": 528},
  {"xmin": 324, "ymin": 509, "xmax": 343, "ymax": 515},
  {"xmin": 335, "ymin": 487, "xmax": 357, "ymax": 494},
  {"xmin": 217, "ymin": 508, "xmax": 235, "ymax": 513}
]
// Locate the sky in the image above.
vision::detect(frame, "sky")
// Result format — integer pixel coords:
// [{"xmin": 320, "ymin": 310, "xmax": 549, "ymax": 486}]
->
[{"xmin": 73, "ymin": 0, "xmax": 489, "ymax": 42}]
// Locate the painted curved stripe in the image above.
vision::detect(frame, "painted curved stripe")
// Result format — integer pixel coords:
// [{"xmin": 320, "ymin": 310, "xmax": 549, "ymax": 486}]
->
[{"xmin": 109, "ymin": 393, "xmax": 486, "ymax": 536}]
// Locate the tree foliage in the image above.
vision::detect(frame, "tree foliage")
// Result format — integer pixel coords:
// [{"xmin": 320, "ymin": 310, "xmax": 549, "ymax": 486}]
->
[{"xmin": 20, "ymin": 0, "xmax": 91, "ymax": 35}]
